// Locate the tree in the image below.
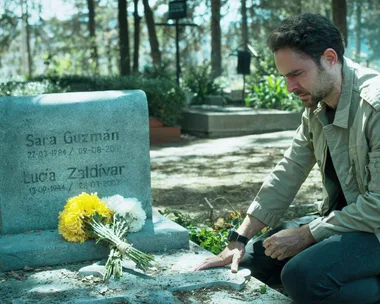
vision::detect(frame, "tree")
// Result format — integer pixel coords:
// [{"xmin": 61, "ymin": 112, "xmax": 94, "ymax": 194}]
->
[
  {"xmin": 211, "ymin": 0, "xmax": 222, "ymax": 78},
  {"xmin": 354, "ymin": 0, "xmax": 361, "ymax": 61},
  {"xmin": 142, "ymin": 0, "xmax": 161, "ymax": 70},
  {"xmin": 0, "ymin": 7, "xmax": 19, "ymax": 68},
  {"xmin": 87, "ymin": 0, "xmax": 99, "ymax": 73},
  {"xmin": 332, "ymin": 0, "xmax": 347, "ymax": 46},
  {"xmin": 133, "ymin": 0, "xmax": 141, "ymax": 73},
  {"xmin": 358, "ymin": 0, "xmax": 380, "ymax": 65},
  {"xmin": 118, "ymin": 0, "xmax": 131, "ymax": 75},
  {"xmin": 241, "ymin": 0, "xmax": 248, "ymax": 50},
  {"xmin": 20, "ymin": 0, "xmax": 33, "ymax": 77}
]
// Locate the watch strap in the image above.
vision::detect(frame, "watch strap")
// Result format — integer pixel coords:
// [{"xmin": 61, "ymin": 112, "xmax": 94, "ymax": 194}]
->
[{"xmin": 228, "ymin": 229, "xmax": 249, "ymax": 245}]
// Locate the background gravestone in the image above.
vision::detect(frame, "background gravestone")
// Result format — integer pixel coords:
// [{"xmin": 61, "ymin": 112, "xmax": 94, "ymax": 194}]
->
[{"xmin": 0, "ymin": 90, "xmax": 188, "ymax": 271}]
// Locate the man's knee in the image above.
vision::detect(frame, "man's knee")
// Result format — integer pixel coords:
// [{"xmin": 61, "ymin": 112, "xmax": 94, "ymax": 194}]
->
[
  {"xmin": 281, "ymin": 252, "xmax": 326, "ymax": 304},
  {"xmin": 281, "ymin": 250, "xmax": 344, "ymax": 304}
]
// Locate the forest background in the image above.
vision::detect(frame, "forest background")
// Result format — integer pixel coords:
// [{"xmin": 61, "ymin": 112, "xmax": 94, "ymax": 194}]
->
[{"xmin": 1, "ymin": 0, "xmax": 379, "ymax": 86}]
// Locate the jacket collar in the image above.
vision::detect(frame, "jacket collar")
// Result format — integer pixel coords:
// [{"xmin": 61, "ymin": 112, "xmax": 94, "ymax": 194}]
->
[{"xmin": 314, "ymin": 57, "xmax": 354, "ymax": 129}]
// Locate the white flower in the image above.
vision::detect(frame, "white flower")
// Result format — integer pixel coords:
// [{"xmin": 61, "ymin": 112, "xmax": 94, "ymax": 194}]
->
[{"xmin": 102, "ymin": 195, "xmax": 146, "ymax": 232}]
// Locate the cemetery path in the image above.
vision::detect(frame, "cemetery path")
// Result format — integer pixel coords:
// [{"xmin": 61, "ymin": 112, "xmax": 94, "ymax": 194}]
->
[{"xmin": 150, "ymin": 131, "xmax": 322, "ymax": 223}]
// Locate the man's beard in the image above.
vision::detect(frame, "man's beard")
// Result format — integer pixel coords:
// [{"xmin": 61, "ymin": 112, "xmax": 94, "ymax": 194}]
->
[
  {"xmin": 309, "ymin": 67, "xmax": 335, "ymax": 104},
  {"xmin": 294, "ymin": 67, "xmax": 335, "ymax": 108}
]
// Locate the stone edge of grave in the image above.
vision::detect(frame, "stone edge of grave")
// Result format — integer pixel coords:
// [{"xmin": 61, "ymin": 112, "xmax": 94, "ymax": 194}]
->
[
  {"xmin": 0, "ymin": 210, "xmax": 189, "ymax": 272},
  {"xmin": 180, "ymin": 106, "xmax": 302, "ymax": 138},
  {"xmin": 1, "ymin": 242, "xmax": 293, "ymax": 304}
]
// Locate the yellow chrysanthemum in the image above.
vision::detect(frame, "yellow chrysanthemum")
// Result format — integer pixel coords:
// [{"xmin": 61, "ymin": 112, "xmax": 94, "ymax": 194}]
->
[{"xmin": 58, "ymin": 192, "xmax": 113, "ymax": 243}]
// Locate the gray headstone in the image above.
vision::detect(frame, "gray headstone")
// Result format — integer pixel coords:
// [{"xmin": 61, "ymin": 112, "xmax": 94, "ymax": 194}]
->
[
  {"xmin": 0, "ymin": 90, "xmax": 152, "ymax": 234},
  {"xmin": 0, "ymin": 90, "xmax": 189, "ymax": 271}
]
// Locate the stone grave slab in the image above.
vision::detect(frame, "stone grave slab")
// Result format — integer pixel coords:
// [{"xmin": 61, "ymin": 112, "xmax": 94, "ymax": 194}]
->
[
  {"xmin": 0, "ymin": 243, "xmax": 293, "ymax": 304},
  {"xmin": 79, "ymin": 264, "xmax": 251, "ymax": 291},
  {"xmin": 181, "ymin": 105, "xmax": 302, "ymax": 138},
  {"xmin": 0, "ymin": 90, "xmax": 188, "ymax": 271}
]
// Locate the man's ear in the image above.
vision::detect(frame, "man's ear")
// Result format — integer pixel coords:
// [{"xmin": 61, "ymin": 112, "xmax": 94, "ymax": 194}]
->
[{"xmin": 321, "ymin": 48, "xmax": 338, "ymax": 67}]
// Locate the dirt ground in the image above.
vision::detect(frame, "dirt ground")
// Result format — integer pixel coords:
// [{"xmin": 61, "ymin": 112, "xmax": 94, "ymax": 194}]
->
[{"xmin": 150, "ymin": 131, "xmax": 323, "ymax": 224}]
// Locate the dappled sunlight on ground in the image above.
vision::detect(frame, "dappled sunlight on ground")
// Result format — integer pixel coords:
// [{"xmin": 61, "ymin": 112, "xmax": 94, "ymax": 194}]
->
[{"xmin": 150, "ymin": 131, "xmax": 322, "ymax": 222}]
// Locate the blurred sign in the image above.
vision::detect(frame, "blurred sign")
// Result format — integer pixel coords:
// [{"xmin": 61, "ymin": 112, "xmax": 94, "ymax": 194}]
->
[
  {"xmin": 168, "ymin": 0, "xmax": 187, "ymax": 19},
  {"xmin": 237, "ymin": 51, "xmax": 251, "ymax": 75}
]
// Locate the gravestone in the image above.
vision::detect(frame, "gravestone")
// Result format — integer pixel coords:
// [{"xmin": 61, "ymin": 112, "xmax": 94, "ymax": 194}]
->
[{"xmin": 0, "ymin": 90, "xmax": 189, "ymax": 271}]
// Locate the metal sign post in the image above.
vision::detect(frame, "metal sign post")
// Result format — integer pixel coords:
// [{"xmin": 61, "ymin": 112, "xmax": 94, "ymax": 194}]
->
[
  {"xmin": 233, "ymin": 44, "xmax": 258, "ymax": 102},
  {"xmin": 155, "ymin": 0, "xmax": 197, "ymax": 86}
]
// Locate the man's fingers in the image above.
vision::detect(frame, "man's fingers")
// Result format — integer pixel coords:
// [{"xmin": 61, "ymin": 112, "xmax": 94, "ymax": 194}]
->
[
  {"xmin": 195, "ymin": 246, "xmax": 246, "ymax": 272},
  {"xmin": 265, "ymin": 243, "xmax": 283, "ymax": 259},
  {"xmin": 194, "ymin": 257, "xmax": 224, "ymax": 271},
  {"xmin": 264, "ymin": 246, "xmax": 274, "ymax": 257},
  {"xmin": 277, "ymin": 254, "xmax": 286, "ymax": 261},
  {"xmin": 230, "ymin": 254, "xmax": 241, "ymax": 273},
  {"xmin": 263, "ymin": 235, "xmax": 276, "ymax": 249}
]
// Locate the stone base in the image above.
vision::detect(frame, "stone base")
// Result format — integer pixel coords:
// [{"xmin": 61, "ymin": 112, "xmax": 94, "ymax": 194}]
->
[
  {"xmin": 181, "ymin": 105, "xmax": 302, "ymax": 138},
  {"xmin": 0, "ymin": 242, "xmax": 292, "ymax": 304},
  {"xmin": 0, "ymin": 211, "xmax": 189, "ymax": 272}
]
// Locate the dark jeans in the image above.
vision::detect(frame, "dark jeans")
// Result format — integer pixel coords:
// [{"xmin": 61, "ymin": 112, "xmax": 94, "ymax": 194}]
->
[{"xmin": 240, "ymin": 216, "xmax": 380, "ymax": 304}]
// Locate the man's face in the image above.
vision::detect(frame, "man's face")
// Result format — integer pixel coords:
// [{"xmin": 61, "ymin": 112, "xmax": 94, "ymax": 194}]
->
[{"xmin": 274, "ymin": 47, "xmax": 335, "ymax": 108}]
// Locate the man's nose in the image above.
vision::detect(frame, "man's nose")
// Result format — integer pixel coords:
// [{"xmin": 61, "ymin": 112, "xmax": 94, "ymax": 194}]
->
[{"xmin": 286, "ymin": 77, "xmax": 298, "ymax": 93}]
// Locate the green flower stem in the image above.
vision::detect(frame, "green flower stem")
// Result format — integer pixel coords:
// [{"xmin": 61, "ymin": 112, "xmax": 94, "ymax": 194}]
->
[{"xmin": 89, "ymin": 218, "xmax": 154, "ymax": 280}]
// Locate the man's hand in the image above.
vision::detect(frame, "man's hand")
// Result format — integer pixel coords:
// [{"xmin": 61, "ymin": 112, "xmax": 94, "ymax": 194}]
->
[
  {"xmin": 263, "ymin": 224, "xmax": 316, "ymax": 260},
  {"xmin": 194, "ymin": 241, "xmax": 246, "ymax": 273}
]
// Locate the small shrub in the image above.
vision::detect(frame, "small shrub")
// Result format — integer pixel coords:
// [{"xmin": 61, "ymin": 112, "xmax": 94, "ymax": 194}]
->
[
  {"xmin": 245, "ymin": 53, "xmax": 302, "ymax": 112},
  {"xmin": 0, "ymin": 75, "xmax": 185, "ymax": 126},
  {"xmin": 0, "ymin": 79, "xmax": 66, "ymax": 96},
  {"xmin": 183, "ymin": 64, "xmax": 225, "ymax": 105},
  {"xmin": 159, "ymin": 208, "xmax": 266, "ymax": 255},
  {"xmin": 245, "ymin": 74, "xmax": 302, "ymax": 112}
]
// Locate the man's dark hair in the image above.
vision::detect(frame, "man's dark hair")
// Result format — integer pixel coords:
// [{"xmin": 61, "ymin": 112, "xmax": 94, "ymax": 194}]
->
[{"xmin": 267, "ymin": 13, "xmax": 345, "ymax": 65}]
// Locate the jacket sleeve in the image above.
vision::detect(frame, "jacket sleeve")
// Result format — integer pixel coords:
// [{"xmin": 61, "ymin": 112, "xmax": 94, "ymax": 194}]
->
[
  {"xmin": 309, "ymin": 108, "xmax": 380, "ymax": 241},
  {"xmin": 247, "ymin": 110, "xmax": 317, "ymax": 228}
]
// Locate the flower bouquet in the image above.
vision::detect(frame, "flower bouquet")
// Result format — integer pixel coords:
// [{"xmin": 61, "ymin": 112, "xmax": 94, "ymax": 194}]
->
[{"xmin": 58, "ymin": 192, "xmax": 154, "ymax": 281}]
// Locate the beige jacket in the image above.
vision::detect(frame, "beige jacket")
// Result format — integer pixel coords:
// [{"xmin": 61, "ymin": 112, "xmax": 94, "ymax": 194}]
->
[{"xmin": 247, "ymin": 57, "xmax": 380, "ymax": 243}]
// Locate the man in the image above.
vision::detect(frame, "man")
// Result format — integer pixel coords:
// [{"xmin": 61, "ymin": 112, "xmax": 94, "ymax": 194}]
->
[{"xmin": 196, "ymin": 13, "xmax": 380, "ymax": 304}]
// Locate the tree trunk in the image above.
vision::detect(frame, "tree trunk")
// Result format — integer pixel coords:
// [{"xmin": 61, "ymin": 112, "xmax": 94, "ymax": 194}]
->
[
  {"xmin": 211, "ymin": 0, "xmax": 222, "ymax": 78},
  {"xmin": 332, "ymin": 0, "xmax": 347, "ymax": 46},
  {"xmin": 118, "ymin": 0, "xmax": 131, "ymax": 75},
  {"xmin": 142, "ymin": 0, "xmax": 161, "ymax": 70},
  {"xmin": 105, "ymin": 30, "xmax": 113, "ymax": 74},
  {"xmin": 133, "ymin": 0, "xmax": 141, "ymax": 73},
  {"xmin": 87, "ymin": 0, "xmax": 99, "ymax": 73},
  {"xmin": 20, "ymin": 0, "xmax": 33, "ymax": 78},
  {"xmin": 241, "ymin": 0, "xmax": 248, "ymax": 50},
  {"xmin": 297, "ymin": 0, "xmax": 302, "ymax": 14},
  {"xmin": 354, "ymin": 1, "xmax": 361, "ymax": 61},
  {"xmin": 248, "ymin": 3, "xmax": 258, "ymax": 40}
]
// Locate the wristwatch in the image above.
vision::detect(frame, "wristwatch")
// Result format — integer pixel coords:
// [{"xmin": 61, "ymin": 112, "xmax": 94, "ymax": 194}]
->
[{"xmin": 227, "ymin": 228, "xmax": 249, "ymax": 245}]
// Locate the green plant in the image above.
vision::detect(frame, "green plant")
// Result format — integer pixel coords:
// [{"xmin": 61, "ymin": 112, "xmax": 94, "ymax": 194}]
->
[
  {"xmin": 183, "ymin": 64, "xmax": 225, "ymax": 105},
  {"xmin": 245, "ymin": 74, "xmax": 302, "ymax": 112},
  {"xmin": 158, "ymin": 208, "xmax": 268, "ymax": 255},
  {"xmin": 245, "ymin": 53, "xmax": 302, "ymax": 112},
  {"xmin": 0, "ymin": 79, "xmax": 67, "ymax": 96},
  {"xmin": 256, "ymin": 284, "xmax": 268, "ymax": 294},
  {"xmin": 190, "ymin": 227, "xmax": 228, "ymax": 255}
]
